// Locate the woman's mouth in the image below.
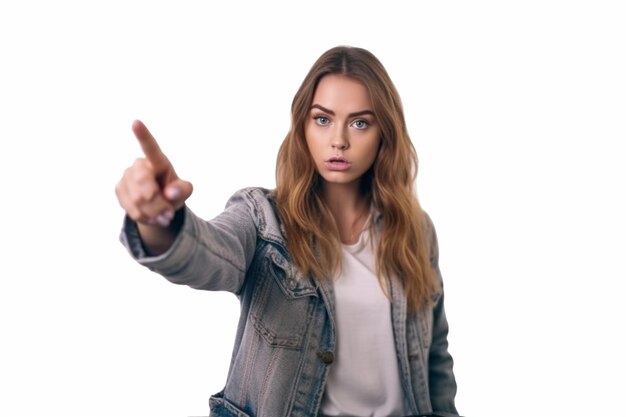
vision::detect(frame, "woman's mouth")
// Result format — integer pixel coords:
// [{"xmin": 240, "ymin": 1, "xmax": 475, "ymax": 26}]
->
[{"xmin": 324, "ymin": 156, "xmax": 352, "ymax": 171}]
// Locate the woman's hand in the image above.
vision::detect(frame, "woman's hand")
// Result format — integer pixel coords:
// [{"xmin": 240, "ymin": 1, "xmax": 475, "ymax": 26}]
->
[{"xmin": 115, "ymin": 120, "xmax": 193, "ymax": 254}]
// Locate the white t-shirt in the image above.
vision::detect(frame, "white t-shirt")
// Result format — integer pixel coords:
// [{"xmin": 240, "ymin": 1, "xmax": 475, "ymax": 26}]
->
[{"xmin": 319, "ymin": 219, "xmax": 409, "ymax": 417}]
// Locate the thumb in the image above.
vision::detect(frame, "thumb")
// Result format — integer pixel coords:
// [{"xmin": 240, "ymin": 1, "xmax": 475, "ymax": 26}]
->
[{"xmin": 164, "ymin": 179, "xmax": 193, "ymax": 207}]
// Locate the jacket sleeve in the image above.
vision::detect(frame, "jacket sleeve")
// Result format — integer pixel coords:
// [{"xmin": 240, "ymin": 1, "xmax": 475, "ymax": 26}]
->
[
  {"xmin": 424, "ymin": 213, "xmax": 459, "ymax": 416},
  {"xmin": 119, "ymin": 189, "xmax": 258, "ymax": 294}
]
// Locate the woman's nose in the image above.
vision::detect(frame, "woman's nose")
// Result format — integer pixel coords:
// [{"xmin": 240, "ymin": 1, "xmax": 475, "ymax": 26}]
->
[{"xmin": 331, "ymin": 127, "xmax": 349, "ymax": 150}]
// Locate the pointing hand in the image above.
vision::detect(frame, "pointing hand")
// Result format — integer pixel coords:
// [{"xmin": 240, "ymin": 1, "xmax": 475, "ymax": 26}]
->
[{"xmin": 115, "ymin": 120, "xmax": 193, "ymax": 228}]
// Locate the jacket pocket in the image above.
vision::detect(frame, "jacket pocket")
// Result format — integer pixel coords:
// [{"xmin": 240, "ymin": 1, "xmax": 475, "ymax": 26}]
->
[{"xmin": 249, "ymin": 246, "xmax": 318, "ymax": 349}]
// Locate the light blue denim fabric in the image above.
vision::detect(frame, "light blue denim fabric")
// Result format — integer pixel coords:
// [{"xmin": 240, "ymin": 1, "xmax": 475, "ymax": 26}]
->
[{"xmin": 120, "ymin": 187, "xmax": 458, "ymax": 417}]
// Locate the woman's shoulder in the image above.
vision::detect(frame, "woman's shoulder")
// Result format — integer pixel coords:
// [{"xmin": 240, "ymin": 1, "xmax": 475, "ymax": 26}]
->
[
  {"xmin": 226, "ymin": 187, "xmax": 286, "ymax": 246},
  {"xmin": 421, "ymin": 209, "xmax": 436, "ymax": 239},
  {"xmin": 420, "ymin": 209, "xmax": 440, "ymax": 266}
]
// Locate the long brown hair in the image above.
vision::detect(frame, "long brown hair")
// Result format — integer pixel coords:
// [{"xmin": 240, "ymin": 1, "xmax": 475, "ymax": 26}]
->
[{"xmin": 275, "ymin": 46, "xmax": 439, "ymax": 310}]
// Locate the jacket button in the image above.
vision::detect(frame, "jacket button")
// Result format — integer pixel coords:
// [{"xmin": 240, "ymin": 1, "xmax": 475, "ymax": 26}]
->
[{"xmin": 317, "ymin": 351, "xmax": 334, "ymax": 364}]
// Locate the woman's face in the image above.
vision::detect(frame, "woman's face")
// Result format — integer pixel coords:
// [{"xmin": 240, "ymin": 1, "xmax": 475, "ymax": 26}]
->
[{"xmin": 305, "ymin": 74, "xmax": 381, "ymax": 190}]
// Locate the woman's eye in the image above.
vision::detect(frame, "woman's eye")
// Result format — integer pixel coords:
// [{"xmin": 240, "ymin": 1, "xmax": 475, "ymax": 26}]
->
[
  {"xmin": 353, "ymin": 120, "xmax": 369, "ymax": 129},
  {"xmin": 314, "ymin": 116, "xmax": 330, "ymax": 126}
]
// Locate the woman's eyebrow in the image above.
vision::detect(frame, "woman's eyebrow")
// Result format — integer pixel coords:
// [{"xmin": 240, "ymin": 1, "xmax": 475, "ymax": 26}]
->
[{"xmin": 310, "ymin": 104, "xmax": 375, "ymax": 118}]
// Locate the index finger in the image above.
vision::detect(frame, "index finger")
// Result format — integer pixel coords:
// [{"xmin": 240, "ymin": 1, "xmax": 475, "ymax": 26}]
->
[{"xmin": 132, "ymin": 120, "xmax": 170, "ymax": 170}]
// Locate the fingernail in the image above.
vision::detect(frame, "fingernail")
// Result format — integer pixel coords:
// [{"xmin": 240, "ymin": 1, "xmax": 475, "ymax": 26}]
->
[
  {"xmin": 166, "ymin": 187, "xmax": 181, "ymax": 201},
  {"xmin": 162, "ymin": 210, "xmax": 174, "ymax": 220}
]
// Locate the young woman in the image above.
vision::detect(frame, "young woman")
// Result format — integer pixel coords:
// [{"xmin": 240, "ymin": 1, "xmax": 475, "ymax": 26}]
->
[{"xmin": 116, "ymin": 46, "xmax": 459, "ymax": 417}]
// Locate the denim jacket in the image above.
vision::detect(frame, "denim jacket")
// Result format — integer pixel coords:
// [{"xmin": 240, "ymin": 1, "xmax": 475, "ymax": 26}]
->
[{"xmin": 121, "ymin": 187, "xmax": 458, "ymax": 417}]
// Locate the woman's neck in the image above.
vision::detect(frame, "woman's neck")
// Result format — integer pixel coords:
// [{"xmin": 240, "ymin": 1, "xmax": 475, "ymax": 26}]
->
[{"xmin": 322, "ymin": 182, "xmax": 371, "ymax": 245}]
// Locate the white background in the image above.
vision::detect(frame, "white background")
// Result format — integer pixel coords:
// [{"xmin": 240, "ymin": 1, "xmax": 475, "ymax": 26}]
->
[{"xmin": 1, "ymin": 1, "xmax": 625, "ymax": 416}]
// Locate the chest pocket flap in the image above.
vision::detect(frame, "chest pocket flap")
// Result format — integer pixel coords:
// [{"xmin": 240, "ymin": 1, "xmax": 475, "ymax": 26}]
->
[{"xmin": 250, "ymin": 246, "xmax": 318, "ymax": 349}]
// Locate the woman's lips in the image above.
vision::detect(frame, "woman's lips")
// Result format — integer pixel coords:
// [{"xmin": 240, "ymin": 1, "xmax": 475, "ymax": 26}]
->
[{"xmin": 324, "ymin": 157, "xmax": 351, "ymax": 171}]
